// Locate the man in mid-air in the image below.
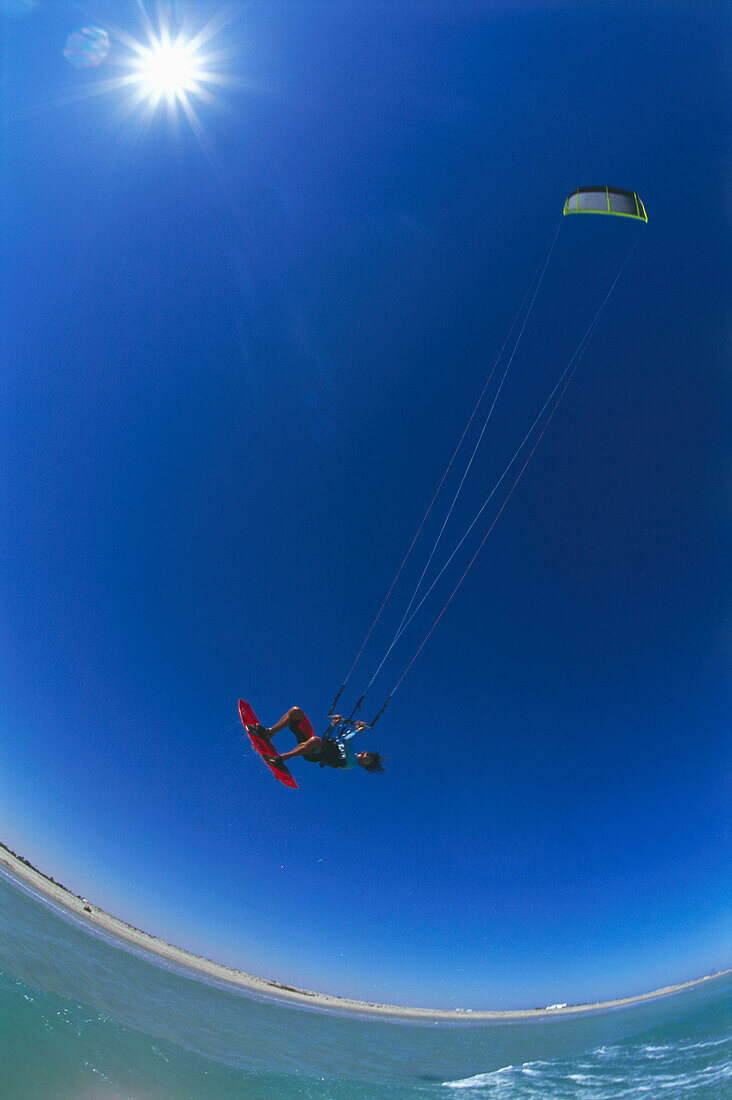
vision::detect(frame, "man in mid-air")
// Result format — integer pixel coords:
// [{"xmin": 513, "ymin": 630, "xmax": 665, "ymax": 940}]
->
[{"xmin": 252, "ymin": 706, "xmax": 384, "ymax": 773}]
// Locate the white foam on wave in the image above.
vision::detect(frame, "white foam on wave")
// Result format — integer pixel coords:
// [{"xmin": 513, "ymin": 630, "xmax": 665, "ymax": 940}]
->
[
  {"xmin": 639, "ymin": 1045, "xmax": 673, "ymax": 1060},
  {"xmin": 443, "ymin": 1060, "xmax": 558, "ymax": 1092},
  {"xmin": 443, "ymin": 1065, "xmax": 514, "ymax": 1088},
  {"xmin": 677, "ymin": 1034, "xmax": 732, "ymax": 1053},
  {"xmin": 441, "ymin": 1035, "xmax": 732, "ymax": 1097},
  {"xmin": 591, "ymin": 1044, "xmax": 619, "ymax": 1057}
]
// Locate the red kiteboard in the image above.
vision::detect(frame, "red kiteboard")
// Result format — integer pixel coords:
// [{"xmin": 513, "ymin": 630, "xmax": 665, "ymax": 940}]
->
[{"xmin": 238, "ymin": 700, "xmax": 298, "ymax": 789}]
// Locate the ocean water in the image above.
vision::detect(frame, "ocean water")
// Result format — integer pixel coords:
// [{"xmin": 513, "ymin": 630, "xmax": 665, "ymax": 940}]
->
[{"xmin": 0, "ymin": 866, "xmax": 729, "ymax": 1099}]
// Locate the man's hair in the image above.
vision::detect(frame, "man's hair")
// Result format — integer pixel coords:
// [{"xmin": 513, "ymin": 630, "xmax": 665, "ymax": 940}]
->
[{"xmin": 362, "ymin": 751, "xmax": 384, "ymax": 774}]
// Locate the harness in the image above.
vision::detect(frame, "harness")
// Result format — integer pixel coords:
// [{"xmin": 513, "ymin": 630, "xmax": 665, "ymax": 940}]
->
[
  {"xmin": 316, "ymin": 717, "xmax": 360, "ymax": 767},
  {"xmin": 318, "ymin": 734, "xmax": 346, "ymax": 768}
]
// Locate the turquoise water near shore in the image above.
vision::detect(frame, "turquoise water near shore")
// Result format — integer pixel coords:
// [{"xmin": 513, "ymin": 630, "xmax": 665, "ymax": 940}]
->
[{"xmin": 0, "ymin": 866, "xmax": 729, "ymax": 1098}]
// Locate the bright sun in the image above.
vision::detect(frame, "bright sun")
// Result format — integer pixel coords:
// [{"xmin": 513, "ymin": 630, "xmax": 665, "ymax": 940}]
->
[
  {"xmin": 131, "ymin": 31, "xmax": 206, "ymax": 107},
  {"xmin": 109, "ymin": 7, "xmax": 234, "ymax": 131},
  {"xmin": 59, "ymin": 6, "xmax": 236, "ymax": 147},
  {"xmin": 127, "ymin": 29, "xmax": 209, "ymax": 109}
]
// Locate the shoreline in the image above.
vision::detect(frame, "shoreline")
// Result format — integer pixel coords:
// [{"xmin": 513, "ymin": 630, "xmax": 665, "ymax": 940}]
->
[{"xmin": 1, "ymin": 842, "xmax": 727, "ymax": 1021}]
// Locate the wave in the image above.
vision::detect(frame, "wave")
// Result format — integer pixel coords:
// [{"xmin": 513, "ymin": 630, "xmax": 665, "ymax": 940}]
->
[{"xmin": 442, "ymin": 1034, "xmax": 732, "ymax": 1097}]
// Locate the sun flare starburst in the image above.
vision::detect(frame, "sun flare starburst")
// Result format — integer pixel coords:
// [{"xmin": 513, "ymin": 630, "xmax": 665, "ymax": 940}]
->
[
  {"xmin": 126, "ymin": 27, "xmax": 214, "ymax": 110},
  {"xmin": 22, "ymin": 5, "xmax": 241, "ymax": 159},
  {"xmin": 98, "ymin": 5, "xmax": 237, "ymax": 143},
  {"xmin": 122, "ymin": 23, "xmax": 222, "ymax": 115}
]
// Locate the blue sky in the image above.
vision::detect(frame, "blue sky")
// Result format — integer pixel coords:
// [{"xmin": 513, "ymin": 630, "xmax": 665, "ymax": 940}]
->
[{"xmin": 0, "ymin": 0, "xmax": 728, "ymax": 1008}]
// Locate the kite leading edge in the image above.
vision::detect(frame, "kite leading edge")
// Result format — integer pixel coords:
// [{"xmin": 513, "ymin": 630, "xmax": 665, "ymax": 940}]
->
[{"xmin": 564, "ymin": 186, "xmax": 647, "ymax": 222}]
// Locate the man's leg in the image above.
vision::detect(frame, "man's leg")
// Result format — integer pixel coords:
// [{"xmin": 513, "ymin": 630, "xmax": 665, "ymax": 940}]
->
[{"xmin": 264, "ymin": 706, "xmax": 307, "ymax": 740}]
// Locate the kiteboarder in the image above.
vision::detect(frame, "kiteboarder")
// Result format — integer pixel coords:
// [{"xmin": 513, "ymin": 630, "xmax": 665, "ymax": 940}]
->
[{"xmin": 255, "ymin": 707, "xmax": 384, "ymax": 773}]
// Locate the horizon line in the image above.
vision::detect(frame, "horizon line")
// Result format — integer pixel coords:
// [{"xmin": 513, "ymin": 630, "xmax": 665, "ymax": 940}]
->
[{"xmin": 1, "ymin": 841, "xmax": 728, "ymax": 1020}]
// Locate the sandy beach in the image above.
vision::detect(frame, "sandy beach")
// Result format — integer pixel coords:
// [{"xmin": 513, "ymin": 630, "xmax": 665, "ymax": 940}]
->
[{"xmin": 1, "ymin": 841, "xmax": 726, "ymax": 1021}]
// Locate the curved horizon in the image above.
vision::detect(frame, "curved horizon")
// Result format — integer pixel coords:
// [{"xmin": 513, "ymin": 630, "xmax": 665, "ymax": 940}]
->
[{"xmin": 1, "ymin": 844, "xmax": 727, "ymax": 1018}]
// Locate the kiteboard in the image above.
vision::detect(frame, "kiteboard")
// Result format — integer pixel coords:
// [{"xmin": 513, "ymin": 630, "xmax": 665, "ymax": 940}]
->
[{"xmin": 238, "ymin": 700, "xmax": 298, "ymax": 789}]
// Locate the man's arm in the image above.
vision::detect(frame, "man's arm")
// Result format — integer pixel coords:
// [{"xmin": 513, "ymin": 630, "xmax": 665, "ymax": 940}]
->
[{"xmin": 343, "ymin": 720, "xmax": 370, "ymax": 742}]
